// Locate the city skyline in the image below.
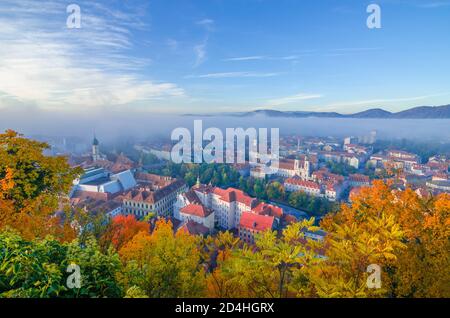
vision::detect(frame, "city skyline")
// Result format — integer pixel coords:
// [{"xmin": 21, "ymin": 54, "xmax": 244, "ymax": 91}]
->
[{"xmin": 0, "ymin": 0, "xmax": 450, "ymax": 114}]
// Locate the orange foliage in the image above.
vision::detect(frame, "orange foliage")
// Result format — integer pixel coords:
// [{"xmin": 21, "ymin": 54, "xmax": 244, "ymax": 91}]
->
[
  {"xmin": 102, "ymin": 214, "xmax": 150, "ymax": 251},
  {"xmin": 320, "ymin": 180, "xmax": 450, "ymax": 297}
]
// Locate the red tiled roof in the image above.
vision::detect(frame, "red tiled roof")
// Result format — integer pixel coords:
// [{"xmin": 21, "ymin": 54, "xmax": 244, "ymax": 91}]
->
[
  {"xmin": 180, "ymin": 204, "xmax": 213, "ymax": 217},
  {"xmin": 123, "ymin": 178, "xmax": 185, "ymax": 204},
  {"xmin": 432, "ymin": 172, "xmax": 448, "ymax": 180},
  {"xmin": 239, "ymin": 212, "xmax": 274, "ymax": 232},
  {"xmin": 325, "ymin": 182, "xmax": 337, "ymax": 192},
  {"xmin": 213, "ymin": 187, "xmax": 256, "ymax": 207},
  {"xmin": 183, "ymin": 189, "xmax": 202, "ymax": 204},
  {"xmin": 252, "ymin": 202, "xmax": 283, "ymax": 218},
  {"xmin": 178, "ymin": 220, "xmax": 210, "ymax": 236},
  {"xmin": 70, "ymin": 190, "xmax": 110, "ymax": 204},
  {"xmin": 135, "ymin": 172, "xmax": 173, "ymax": 187},
  {"xmin": 278, "ymin": 159, "xmax": 296, "ymax": 170},
  {"xmin": 349, "ymin": 174, "xmax": 370, "ymax": 183},
  {"xmin": 285, "ymin": 178, "xmax": 321, "ymax": 190}
]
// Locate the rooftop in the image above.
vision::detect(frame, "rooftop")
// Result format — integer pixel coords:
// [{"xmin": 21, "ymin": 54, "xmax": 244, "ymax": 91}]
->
[{"xmin": 240, "ymin": 212, "xmax": 274, "ymax": 232}]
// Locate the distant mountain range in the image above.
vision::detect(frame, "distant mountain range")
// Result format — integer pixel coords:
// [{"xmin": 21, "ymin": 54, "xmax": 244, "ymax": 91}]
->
[{"xmin": 186, "ymin": 104, "xmax": 450, "ymax": 119}]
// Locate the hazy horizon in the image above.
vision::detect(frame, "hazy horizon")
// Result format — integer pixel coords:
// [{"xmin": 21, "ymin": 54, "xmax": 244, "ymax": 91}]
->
[{"xmin": 2, "ymin": 108, "xmax": 449, "ymax": 144}]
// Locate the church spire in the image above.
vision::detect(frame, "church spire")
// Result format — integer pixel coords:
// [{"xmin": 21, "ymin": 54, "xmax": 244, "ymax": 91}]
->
[
  {"xmin": 92, "ymin": 132, "xmax": 100, "ymax": 162},
  {"xmin": 195, "ymin": 175, "xmax": 201, "ymax": 188}
]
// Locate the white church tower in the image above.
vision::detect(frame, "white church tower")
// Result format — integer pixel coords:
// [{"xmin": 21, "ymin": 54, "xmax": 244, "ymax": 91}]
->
[{"xmin": 92, "ymin": 135, "xmax": 100, "ymax": 162}]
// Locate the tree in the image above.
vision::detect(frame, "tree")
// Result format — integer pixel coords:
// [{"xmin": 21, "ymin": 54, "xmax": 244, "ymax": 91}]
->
[
  {"xmin": 253, "ymin": 179, "xmax": 266, "ymax": 199},
  {"xmin": 100, "ymin": 215, "xmax": 150, "ymax": 251},
  {"xmin": 266, "ymin": 182, "xmax": 285, "ymax": 201},
  {"xmin": 0, "ymin": 130, "xmax": 81, "ymax": 208},
  {"xmin": 0, "ymin": 230, "xmax": 123, "ymax": 298},
  {"xmin": 65, "ymin": 236, "xmax": 123, "ymax": 297},
  {"xmin": 211, "ymin": 219, "xmax": 323, "ymax": 298},
  {"xmin": 315, "ymin": 181, "xmax": 449, "ymax": 297},
  {"xmin": 118, "ymin": 220, "xmax": 206, "ymax": 298},
  {"xmin": 0, "ymin": 130, "xmax": 82, "ymax": 241},
  {"xmin": 0, "ymin": 230, "xmax": 67, "ymax": 297}
]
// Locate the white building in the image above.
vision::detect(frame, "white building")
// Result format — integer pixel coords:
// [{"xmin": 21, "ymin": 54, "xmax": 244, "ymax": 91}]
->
[
  {"xmin": 122, "ymin": 178, "xmax": 187, "ymax": 218},
  {"xmin": 72, "ymin": 167, "xmax": 137, "ymax": 195},
  {"xmin": 284, "ymin": 178, "xmax": 323, "ymax": 197},
  {"xmin": 275, "ymin": 157, "xmax": 314, "ymax": 180},
  {"xmin": 179, "ymin": 204, "xmax": 214, "ymax": 233}
]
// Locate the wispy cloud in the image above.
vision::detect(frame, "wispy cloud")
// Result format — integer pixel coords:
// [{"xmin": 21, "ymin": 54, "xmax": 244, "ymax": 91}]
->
[
  {"xmin": 0, "ymin": 0, "xmax": 185, "ymax": 110},
  {"xmin": 266, "ymin": 93, "xmax": 322, "ymax": 107},
  {"xmin": 196, "ymin": 18, "xmax": 215, "ymax": 31},
  {"xmin": 224, "ymin": 56, "xmax": 266, "ymax": 61},
  {"xmin": 193, "ymin": 18, "xmax": 214, "ymax": 67},
  {"xmin": 317, "ymin": 93, "xmax": 450, "ymax": 112},
  {"xmin": 223, "ymin": 55, "xmax": 301, "ymax": 62},
  {"xmin": 186, "ymin": 72, "xmax": 281, "ymax": 79},
  {"xmin": 194, "ymin": 41, "xmax": 208, "ymax": 67},
  {"xmin": 416, "ymin": 2, "xmax": 450, "ymax": 8}
]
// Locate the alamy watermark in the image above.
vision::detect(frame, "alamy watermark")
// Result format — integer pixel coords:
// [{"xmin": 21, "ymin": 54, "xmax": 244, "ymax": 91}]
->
[
  {"xmin": 66, "ymin": 263, "xmax": 81, "ymax": 289},
  {"xmin": 66, "ymin": 4, "xmax": 81, "ymax": 29},
  {"xmin": 171, "ymin": 120, "xmax": 279, "ymax": 174},
  {"xmin": 367, "ymin": 4, "xmax": 382, "ymax": 29},
  {"xmin": 366, "ymin": 264, "xmax": 382, "ymax": 289}
]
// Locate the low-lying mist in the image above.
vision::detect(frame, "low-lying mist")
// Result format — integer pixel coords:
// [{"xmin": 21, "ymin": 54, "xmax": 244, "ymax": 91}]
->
[{"xmin": 1, "ymin": 107, "xmax": 449, "ymax": 144}]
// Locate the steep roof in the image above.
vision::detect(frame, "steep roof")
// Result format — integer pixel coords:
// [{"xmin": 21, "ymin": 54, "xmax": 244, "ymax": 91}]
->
[
  {"xmin": 252, "ymin": 202, "xmax": 283, "ymax": 218},
  {"xmin": 285, "ymin": 178, "xmax": 321, "ymax": 190},
  {"xmin": 177, "ymin": 220, "xmax": 210, "ymax": 236},
  {"xmin": 349, "ymin": 174, "xmax": 370, "ymax": 183},
  {"xmin": 122, "ymin": 178, "xmax": 186, "ymax": 203},
  {"xmin": 239, "ymin": 212, "xmax": 274, "ymax": 232},
  {"xmin": 213, "ymin": 187, "xmax": 256, "ymax": 207},
  {"xmin": 180, "ymin": 204, "xmax": 213, "ymax": 218}
]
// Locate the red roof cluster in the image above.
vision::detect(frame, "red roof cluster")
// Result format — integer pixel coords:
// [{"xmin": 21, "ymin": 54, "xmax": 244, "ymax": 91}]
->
[
  {"xmin": 180, "ymin": 204, "xmax": 213, "ymax": 218},
  {"xmin": 278, "ymin": 159, "xmax": 296, "ymax": 170},
  {"xmin": 252, "ymin": 202, "xmax": 283, "ymax": 218},
  {"xmin": 213, "ymin": 187, "xmax": 256, "ymax": 207},
  {"xmin": 239, "ymin": 212, "xmax": 274, "ymax": 232},
  {"xmin": 177, "ymin": 220, "xmax": 210, "ymax": 236},
  {"xmin": 285, "ymin": 178, "xmax": 321, "ymax": 190},
  {"xmin": 349, "ymin": 174, "xmax": 370, "ymax": 183}
]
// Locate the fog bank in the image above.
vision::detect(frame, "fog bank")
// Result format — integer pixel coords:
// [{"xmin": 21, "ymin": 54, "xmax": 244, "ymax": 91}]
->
[{"xmin": 0, "ymin": 108, "xmax": 449, "ymax": 143}]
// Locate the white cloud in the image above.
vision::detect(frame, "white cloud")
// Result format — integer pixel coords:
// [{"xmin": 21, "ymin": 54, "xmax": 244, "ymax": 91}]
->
[
  {"xmin": 224, "ymin": 56, "xmax": 266, "ymax": 61},
  {"xmin": 0, "ymin": 0, "xmax": 185, "ymax": 110},
  {"xmin": 194, "ymin": 42, "xmax": 208, "ymax": 67},
  {"xmin": 196, "ymin": 18, "xmax": 215, "ymax": 31},
  {"xmin": 223, "ymin": 55, "xmax": 301, "ymax": 62},
  {"xmin": 417, "ymin": 2, "xmax": 450, "ymax": 8}
]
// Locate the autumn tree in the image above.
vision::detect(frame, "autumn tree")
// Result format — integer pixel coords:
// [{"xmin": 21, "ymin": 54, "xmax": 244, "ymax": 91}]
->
[
  {"xmin": 212, "ymin": 219, "xmax": 323, "ymax": 298},
  {"xmin": 0, "ymin": 130, "xmax": 82, "ymax": 241},
  {"xmin": 118, "ymin": 219, "xmax": 206, "ymax": 298},
  {"xmin": 203, "ymin": 231, "xmax": 241, "ymax": 297},
  {"xmin": 100, "ymin": 214, "xmax": 150, "ymax": 251},
  {"xmin": 315, "ymin": 181, "xmax": 449, "ymax": 298}
]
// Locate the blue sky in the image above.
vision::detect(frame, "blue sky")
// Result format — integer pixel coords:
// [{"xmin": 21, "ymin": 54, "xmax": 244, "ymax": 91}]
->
[{"xmin": 0, "ymin": 0, "xmax": 449, "ymax": 114}]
